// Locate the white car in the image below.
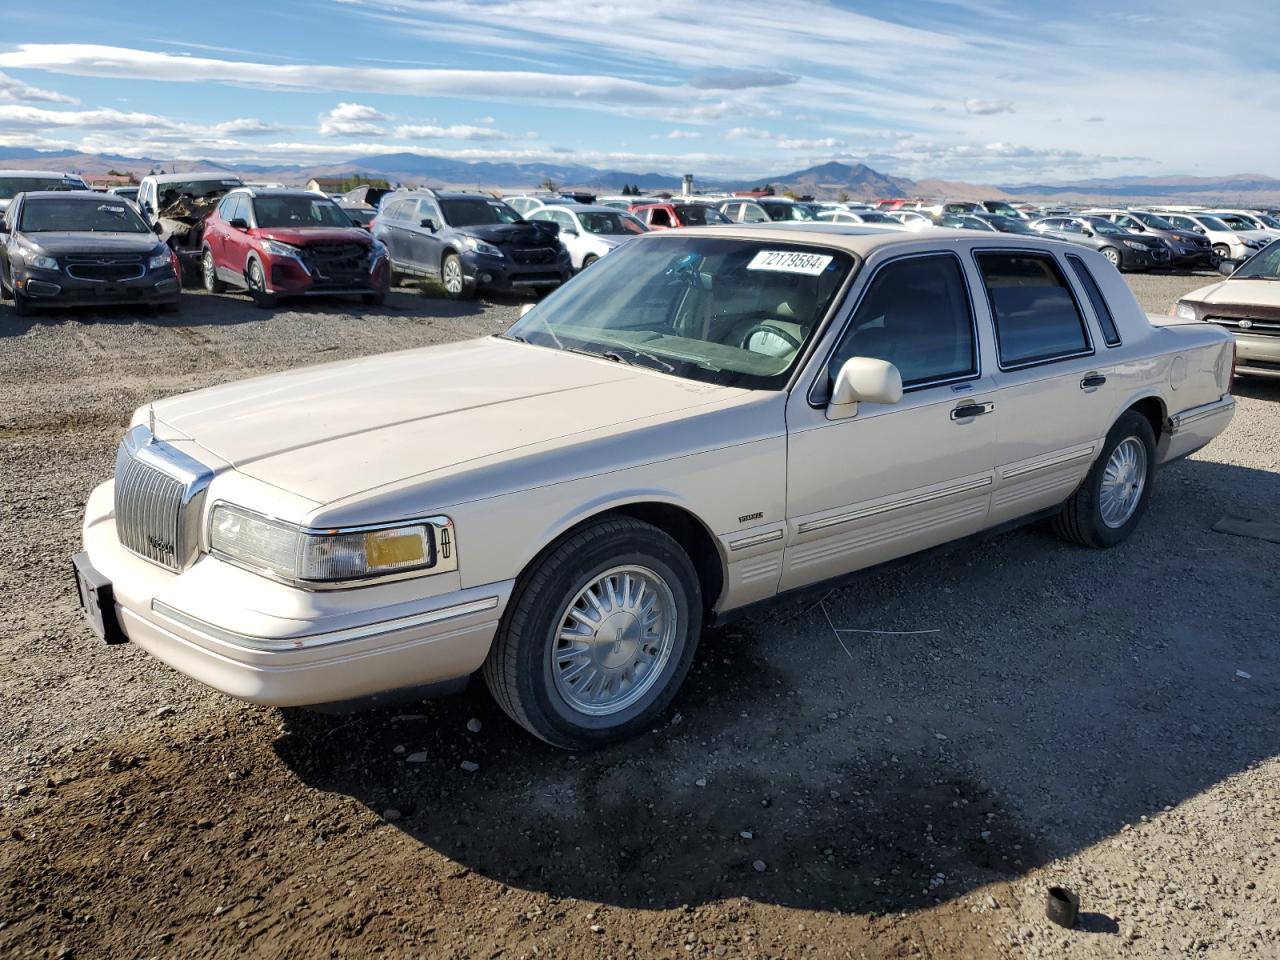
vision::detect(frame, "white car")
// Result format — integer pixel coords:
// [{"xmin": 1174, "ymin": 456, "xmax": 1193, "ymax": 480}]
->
[
  {"xmin": 73, "ymin": 227, "xmax": 1235, "ymax": 748},
  {"xmin": 1159, "ymin": 212, "xmax": 1271, "ymax": 262},
  {"xmin": 816, "ymin": 210, "xmax": 904, "ymax": 229},
  {"xmin": 1205, "ymin": 211, "xmax": 1280, "ymax": 239},
  {"xmin": 503, "ymin": 195, "xmax": 574, "ymax": 217},
  {"xmin": 886, "ymin": 210, "xmax": 933, "ymax": 231},
  {"xmin": 526, "ymin": 204, "xmax": 649, "ymax": 270}
]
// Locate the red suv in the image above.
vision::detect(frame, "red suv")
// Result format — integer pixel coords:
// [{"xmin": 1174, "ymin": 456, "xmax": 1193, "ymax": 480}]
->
[
  {"xmin": 629, "ymin": 201, "xmax": 731, "ymax": 230},
  {"xmin": 201, "ymin": 188, "xmax": 390, "ymax": 308}
]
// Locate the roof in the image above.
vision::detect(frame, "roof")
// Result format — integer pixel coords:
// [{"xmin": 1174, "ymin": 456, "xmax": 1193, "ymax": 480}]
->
[
  {"xmin": 554, "ymin": 204, "xmax": 632, "ymax": 215},
  {"xmin": 0, "ymin": 169, "xmax": 87, "ymax": 180},
  {"xmin": 144, "ymin": 172, "xmax": 244, "ymax": 185},
  {"xmin": 13, "ymin": 189, "xmax": 116, "ymax": 200},
  {"xmin": 227, "ymin": 186, "xmax": 325, "ymax": 198},
  {"xmin": 653, "ymin": 222, "xmax": 1076, "ymax": 258}
]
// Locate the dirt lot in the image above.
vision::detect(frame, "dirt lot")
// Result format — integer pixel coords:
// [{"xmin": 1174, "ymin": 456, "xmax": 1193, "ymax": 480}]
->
[{"xmin": 1, "ymin": 275, "xmax": 1277, "ymax": 960}]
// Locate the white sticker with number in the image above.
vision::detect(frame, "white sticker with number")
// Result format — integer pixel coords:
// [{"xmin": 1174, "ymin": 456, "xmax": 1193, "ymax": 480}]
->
[{"xmin": 747, "ymin": 249, "xmax": 833, "ymax": 276}]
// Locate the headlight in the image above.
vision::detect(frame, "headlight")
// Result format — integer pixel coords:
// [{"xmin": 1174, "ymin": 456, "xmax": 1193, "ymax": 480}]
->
[
  {"xmin": 1175, "ymin": 302, "xmax": 1198, "ymax": 322},
  {"xmin": 463, "ymin": 236, "xmax": 503, "ymax": 258},
  {"xmin": 148, "ymin": 249, "xmax": 172, "ymax": 269},
  {"xmin": 261, "ymin": 239, "xmax": 303, "ymax": 258},
  {"xmin": 1244, "ymin": 238, "xmax": 1263, "ymax": 248},
  {"xmin": 24, "ymin": 251, "xmax": 58, "ymax": 270},
  {"xmin": 1122, "ymin": 240, "xmax": 1148, "ymax": 251},
  {"xmin": 1171, "ymin": 234, "xmax": 1186, "ymax": 243},
  {"xmin": 209, "ymin": 504, "xmax": 454, "ymax": 585}
]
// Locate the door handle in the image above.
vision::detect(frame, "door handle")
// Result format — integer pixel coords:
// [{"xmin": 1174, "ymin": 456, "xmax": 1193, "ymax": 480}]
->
[
  {"xmin": 1080, "ymin": 373, "xmax": 1108, "ymax": 389},
  {"xmin": 951, "ymin": 402, "xmax": 994, "ymax": 420}
]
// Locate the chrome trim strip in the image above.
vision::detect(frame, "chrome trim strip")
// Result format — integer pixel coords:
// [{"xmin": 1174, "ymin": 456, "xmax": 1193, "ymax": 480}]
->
[
  {"xmin": 150, "ymin": 595, "xmax": 499, "ymax": 652},
  {"xmin": 1002, "ymin": 445, "xmax": 1096, "ymax": 481},
  {"xmin": 1170, "ymin": 396, "xmax": 1235, "ymax": 432},
  {"xmin": 728, "ymin": 529, "xmax": 784, "ymax": 551},
  {"xmin": 796, "ymin": 476, "xmax": 993, "ymax": 534}
]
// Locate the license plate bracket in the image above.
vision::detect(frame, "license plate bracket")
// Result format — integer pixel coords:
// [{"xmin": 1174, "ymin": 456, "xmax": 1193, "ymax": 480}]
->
[{"xmin": 72, "ymin": 552, "xmax": 127, "ymax": 645}]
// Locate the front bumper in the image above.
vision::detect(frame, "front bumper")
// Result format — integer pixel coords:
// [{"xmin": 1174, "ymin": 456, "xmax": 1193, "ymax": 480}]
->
[
  {"xmin": 1232, "ymin": 332, "xmax": 1280, "ymax": 378},
  {"xmin": 1169, "ymin": 244, "xmax": 1214, "ymax": 267},
  {"xmin": 265, "ymin": 253, "xmax": 391, "ymax": 298},
  {"xmin": 16, "ymin": 267, "xmax": 180, "ymax": 306},
  {"xmin": 78, "ymin": 482, "xmax": 511, "ymax": 707},
  {"xmin": 462, "ymin": 251, "xmax": 572, "ymax": 291},
  {"xmin": 1118, "ymin": 245, "xmax": 1171, "ymax": 271}
]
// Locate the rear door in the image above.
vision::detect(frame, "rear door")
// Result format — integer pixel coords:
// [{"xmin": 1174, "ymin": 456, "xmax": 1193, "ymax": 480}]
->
[
  {"xmin": 375, "ymin": 199, "xmax": 410, "ymax": 264},
  {"xmin": 409, "ymin": 198, "xmax": 445, "ymax": 274},
  {"xmin": 974, "ymin": 249, "xmax": 1120, "ymax": 525}
]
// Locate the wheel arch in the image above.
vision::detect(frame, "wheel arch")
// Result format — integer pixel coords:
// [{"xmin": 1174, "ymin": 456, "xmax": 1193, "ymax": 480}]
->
[
  {"xmin": 1116, "ymin": 392, "xmax": 1167, "ymax": 446},
  {"xmin": 511, "ymin": 497, "xmax": 727, "ymax": 620}
]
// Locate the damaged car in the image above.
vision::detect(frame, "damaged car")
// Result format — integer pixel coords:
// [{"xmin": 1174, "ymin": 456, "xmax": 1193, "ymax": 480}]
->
[{"xmin": 137, "ymin": 173, "xmax": 245, "ymax": 284}]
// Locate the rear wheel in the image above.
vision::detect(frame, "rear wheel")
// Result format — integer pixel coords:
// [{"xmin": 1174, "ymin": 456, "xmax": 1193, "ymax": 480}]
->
[
  {"xmin": 202, "ymin": 249, "xmax": 227, "ymax": 293},
  {"xmin": 1212, "ymin": 244, "xmax": 1231, "ymax": 263},
  {"xmin": 581, "ymin": 254, "xmax": 599, "ymax": 271},
  {"xmin": 483, "ymin": 516, "xmax": 702, "ymax": 749},
  {"xmin": 245, "ymin": 257, "xmax": 276, "ymax": 309},
  {"xmin": 1099, "ymin": 246, "xmax": 1121, "ymax": 269},
  {"xmin": 441, "ymin": 253, "xmax": 473, "ymax": 300},
  {"xmin": 1052, "ymin": 411, "xmax": 1156, "ymax": 548}
]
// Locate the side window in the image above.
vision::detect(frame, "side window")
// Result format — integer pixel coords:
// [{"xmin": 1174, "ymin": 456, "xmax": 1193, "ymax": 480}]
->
[
  {"xmin": 829, "ymin": 254, "xmax": 977, "ymax": 390},
  {"xmin": 552, "ymin": 210, "xmax": 575, "ymax": 231},
  {"xmin": 416, "ymin": 199, "xmax": 441, "ymax": 227},
  {"xmin": 1066, "ymin": 255, "xmax": 1122, "ymax": 347},
  {"xmin": 223, "ymin": 195, "xmax": 244, "ymax": 223},
  {"xmin": 742, "ymin": 204, "xmax": 768, "ymax": 224},
  {"xmin": 649, "ymin": 207, "xmax": 672, "ymax": 227},
  {"xmin": 216, "ymin": 195, "xmax": 235, "ymax": 218},
  {"xmin": 1116, "ymin": 215, "xmax": 1139, "ymax": 230},
  {"xmin": 976, "ymin": 251, "xmax": 1091, "ymax": 368},
  {"xmin": 719, "ymin": 203, "xmax": 738, "ymax": 221}
]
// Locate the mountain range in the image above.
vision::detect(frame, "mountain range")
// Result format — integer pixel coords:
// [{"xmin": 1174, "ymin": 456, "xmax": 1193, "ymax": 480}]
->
[{"xmin": 3, "ymin": 146, "xmax": 1280, "ymax": 204}]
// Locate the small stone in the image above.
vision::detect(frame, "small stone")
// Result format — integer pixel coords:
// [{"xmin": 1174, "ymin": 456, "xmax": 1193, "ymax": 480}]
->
[
  {"xmin": 590, "ymin": 924, "xmax": 604, "ymax": 934},
  {"xmin": 695, "ymin": 778, "xmax": 707, "ymax": 788},
  {"xmin": 382, "ymin": 809, "xmax": 402, "ymax": 822},
  {"xmin": 460, "ymin": 760, "xmax": 480, "ymax": 773},
  {"xmin": 392, "ymin": 745, "xmax": 406, "ymax": 754},
  {"xmin": 195, "ymin": 819, "xmax": 214, "ymax": 830},
  {"xmin": 980, "ymin": 830, "xmax": 992, "ymax": 841},
  {"xmin": 466, "ymin": 718, "xmax": 482, "ymax": 734},
  {"xmin": 934, "ymin": 733, "xmax": 948, "ymax": 741},
  {"xmin": 406, "ymin": 752, "xmax": 428, "ymax": 763},
  {"xmin": 1235, "ymin": 669, "xmax": 1252, "ymax": 680},
  {"xmin": 739, "ymin": 831, "xmax": 753, "ymax": 840},
  {"xmin": 13, "ymin": 784, "xmax": 29, "ymax": 797},
  {"xmin": 154, "ymin": 706, "xmax": 176, "ymax": 719},
  {"xmin": 752, "ymin": 860, "xmax": 767, "ymax": 873}
]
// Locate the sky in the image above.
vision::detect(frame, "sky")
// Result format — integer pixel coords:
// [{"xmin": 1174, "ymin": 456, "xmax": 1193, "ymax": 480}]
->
[{"xmin": 0, "ymin": 0, "xmax": 1277, "ymax": 184}]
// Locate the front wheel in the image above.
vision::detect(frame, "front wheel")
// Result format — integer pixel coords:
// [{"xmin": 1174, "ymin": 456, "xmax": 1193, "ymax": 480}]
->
[
  {"xmin": 580, "ymin": 254, "xmax": 599, "ymax": 271},
  {"xmin": 1212, "ymin": 244, "xmax": 1231, "ymax": 263},
  {"xmin": 441, "ymin": 253, "xmax": 473, "ymax": 300},
  {"xmin": 1052, "ymin": 411, "xmax": 1156, "ymax": 548},
  {"xmin": 12, "ymin": 288, "xmax": 30, "ymax": 316},
  {"xmin": 483, "ymin": 517, "xmax": 702, "ymax": 749},
  {"xmin": 1099, "ymin": 246, "xmax": 1121, "ymax": 269},
  {"xmin": 245, "ymin": 257, "xmax": 276, "ymax": 309}
]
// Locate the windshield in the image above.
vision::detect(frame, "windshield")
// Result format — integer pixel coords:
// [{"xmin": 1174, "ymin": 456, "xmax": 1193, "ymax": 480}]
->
[
  {"xmin": 1231, "ymin": 241, "xmax": 1280, "ymax": 278},
  {"xmin": 579, "ymin": 210, "xmax": 648, "ymax": 235},
  {"xmin": 1086, "ymin": 219, "xmax": 1126, "ymax": 235},
  {"xmin": 505, "ymin": 236, "xmax": 854, "ymax": 389},
  {"xmin": 1213, "ymin": 214, "xmax": 1255, "ymax": 231},
  {"xmin": 1133, "ymin": 212, "xmax": 1175, "ymax": 230},
  {"xmin": 252, "ymin": 195, "xmax": 353, "ymax": 228},
  {"xmin": 763, "ymin": 202, "xmax": 816, "ymax": 221},
  {"xmin": 983, "ymin": 201, "xmax": 1020, "ymax": 216},
  {"xmin": 155, "ymin": 180, "xmax": 240, "ymax": 206},
  {"xmin": 984, "ymin": 215, "xmax": 1036, "ymax": 234},
  {"xmin": 0, "ymin": 176, "xmax": 85, "ymax": 200},
  {"xmin": 1258, "ymin": 214, "xmax": 1280, "ymax": 229},
  {"xmin": 1196, "ymin": 216, "xmax": 1231, "ymax": 232},
  {"xmin": 675, "ymin": 204, "xmax": 730, "ymax": 225},
  {"xmin": 856, "ymin": 212, "xmax": 897, "ymax": 224},
  {"xmin": 18, "ymin": 197, "xmax": 149, "ymax": 233},
  {"xmin": 441, "ymin": 197, "xmax": 522, "ymax": 226}
]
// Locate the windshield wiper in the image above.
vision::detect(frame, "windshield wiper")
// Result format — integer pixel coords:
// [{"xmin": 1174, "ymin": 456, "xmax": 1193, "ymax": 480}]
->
[{"xmin": 602, "ymin": 346, "xmax": 675, "ymax": 373}]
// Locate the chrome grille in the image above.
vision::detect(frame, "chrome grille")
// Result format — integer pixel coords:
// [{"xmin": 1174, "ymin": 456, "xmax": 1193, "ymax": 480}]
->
[{"xmin": 113, "ymin": 425, "xmax": 214, "ymax": 572}]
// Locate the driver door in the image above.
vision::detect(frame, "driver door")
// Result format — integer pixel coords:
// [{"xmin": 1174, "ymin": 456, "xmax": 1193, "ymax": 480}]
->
[{"xmin": 782, "ymin": 251, "xmax": 998, "ymax": 591}]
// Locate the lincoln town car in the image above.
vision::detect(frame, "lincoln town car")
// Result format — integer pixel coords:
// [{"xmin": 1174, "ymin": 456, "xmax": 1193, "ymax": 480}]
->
[{"xmin": 74, "ymin": 226, "xmax": 1236, "ymax": 748}]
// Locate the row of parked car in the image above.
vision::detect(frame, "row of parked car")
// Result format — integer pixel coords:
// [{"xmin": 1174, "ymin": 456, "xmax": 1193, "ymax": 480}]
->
[{"xmin": 4, "ymin": 166, "xmax": 1280, "ymax": 313}]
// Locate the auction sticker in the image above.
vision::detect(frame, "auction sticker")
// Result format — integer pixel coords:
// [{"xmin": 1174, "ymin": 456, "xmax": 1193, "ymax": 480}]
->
[{"xmin": 747, "ymin": 249, "xmax": 833, "ymax": 275}]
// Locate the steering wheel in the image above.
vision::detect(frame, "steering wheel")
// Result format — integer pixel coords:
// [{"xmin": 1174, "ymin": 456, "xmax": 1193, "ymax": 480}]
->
[{"xmin": 740, "ymin": 322, "xmax": 802, "ymax": 355}]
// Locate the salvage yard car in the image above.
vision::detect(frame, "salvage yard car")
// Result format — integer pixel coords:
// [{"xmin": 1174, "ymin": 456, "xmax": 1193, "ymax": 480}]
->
[
  {"xmin": 73, "ymin": 226, "xmax": 1235, "ymax": 748},
  {"xmin": 1174, "ymin": 239, "xmax": 1280, "ymax": 378},
  {"xmin": 0, "ymin": 191, "xmax": 181, "ymax": 315},
  {"xmin": 137, "ymin": 172, "xmax": 245, "ymax": 284},
  {"xmin": 201, "ymin": 187, "xmax": 390, "ymax": 307},
  {"xmin": 0, "ymin": 169, "xmax": 89, "ymax": 217},
  {"xmin": 526, "ymin": 203, "xmax": 647, "ymax": 271}
]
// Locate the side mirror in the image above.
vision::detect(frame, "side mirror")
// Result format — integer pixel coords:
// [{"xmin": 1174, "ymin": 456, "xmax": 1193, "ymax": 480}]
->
[
  {"xmin": 142, "ymin": 202, "xmax": 154, "ymax": 215},
  {"xmin": 561, "ymin": 226, "xmax": 578, "ymax": 235},
  {"xmin": 1219, "ymin": 260, "xmax": 1238, "ymax": 276},
  {"xmin": 827, "ymin": 357, "xmax": 903, "ymax": 420},
  {"xmin": 1082, "ymin": 228, "xmax": 1094, "ymax": 237},
  {"xmin": 152, "ymin": 221, "xmax": 164, "ymax": 235},
  {"xmin": 420, "ymin": 218, "xmax": 436, "ymax": 231},
  {"xmin": 1195, "ymin": 227, "xmax": 1206, "ymax": 234},
  {"xmin": 229, "ymin": 218, "xmax": 249, "ymax": 231}
]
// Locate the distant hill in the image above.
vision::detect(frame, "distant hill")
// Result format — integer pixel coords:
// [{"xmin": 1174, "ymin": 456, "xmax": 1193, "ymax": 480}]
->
[{"xmin": 2, "ymin": 145, "xmax": 1278, "ymax": 203}]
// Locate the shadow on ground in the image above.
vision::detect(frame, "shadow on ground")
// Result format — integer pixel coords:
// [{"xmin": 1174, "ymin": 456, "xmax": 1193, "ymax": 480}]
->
[{"xmin": 275, "ymin": 456, "xmax": 1280, "ymax": 916}]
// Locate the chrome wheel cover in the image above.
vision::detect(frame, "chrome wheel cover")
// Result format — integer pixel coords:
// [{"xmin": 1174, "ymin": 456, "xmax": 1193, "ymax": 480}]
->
[
  {"xmin": 202, "ymin": 252, "xmax": 216, "ymax": 290},
  {"xmin": 1099, "ymin": 437, "xmax": 1147, "ymax": 528},
  {"xmin": 443, "ymin": 258, "xmax": 464, "ymax": 294},
  {"xmin": 248, "ymin": 260, "xmax": 264, "ymax": 290},
  {"xmin": 549, "ymin": 565, "xmax": 678, "ymax": 717},
  {"xmin": 1102, "ymin": 248, "xmax": 1120, "ymax": 264}
]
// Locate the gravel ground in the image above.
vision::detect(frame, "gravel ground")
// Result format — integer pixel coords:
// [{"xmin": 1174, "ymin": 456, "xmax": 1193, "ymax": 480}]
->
[{"xmin": 1, "ymin": 272, "xmax": 1276, "ymax": 959}]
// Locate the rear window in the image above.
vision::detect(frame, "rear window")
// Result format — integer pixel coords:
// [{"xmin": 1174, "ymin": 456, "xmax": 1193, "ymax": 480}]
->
[
  {"xmin": 975, "ymin": 252, "xmax": 1092, "ymax": 367},
  {"xmin": 1065, "ymin": 255, "xmax": 1121, "ymax": 346},
  {"xmin": 0, "ymin": 176, "xmax": 85, "ymax": 199}
]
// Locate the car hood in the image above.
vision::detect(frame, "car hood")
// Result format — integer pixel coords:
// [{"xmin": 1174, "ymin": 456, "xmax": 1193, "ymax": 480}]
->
[
  {"xmin": 152, "ymin": 337, "xmax": 741, "ymax": 506},
  {"xmin": 1181, "ymin": 278, "xmax": 1280, "ymax": 308},
  {"xmin": 254, "ymin": 226, "xmax": 371, "ymax": 247},
  {"xmin": 20, "ymin": 231, "xmax": 162, "ymax": 255},
  {"xmin": 463, "ymin": 221, "xmax": 560, "ymax": 245}
]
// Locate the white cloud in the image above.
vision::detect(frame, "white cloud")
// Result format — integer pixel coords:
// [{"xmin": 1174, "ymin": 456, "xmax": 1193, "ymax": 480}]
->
[
  {"xmin": 213, "ymin": 117, "xmax": 283, "ymax": 135},
  {"xmin": 392, "ymin": 122, "xmax": 531, "ymax": 141},
  {"xmin": 726, "ymin": 127, "xmax": 773, "ymax": 140},
  {"xmin": 963, "ymin": 98, "xmax": 1015, "ymax": 115},
  {"xmin": 775, "ymin": 136, "xmax": 845, "ymax": 150},
  {"xmin": 0, "ymin": 70, "xmax": 77, "ymax": 104},
  {"xmin": 667, "ymin": 129, "xmax": 702, "ymax": 140},
  {"xmin": 0, "ymin": 104, "xmax": 176, "ymax": 129},
  {"xmin": 319, "ymin": 102, "xmax": 388, "ymax": 136}
]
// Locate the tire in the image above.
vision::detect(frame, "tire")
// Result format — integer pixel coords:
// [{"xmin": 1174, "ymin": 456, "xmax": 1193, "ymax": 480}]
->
[
  {"xmin": 1052, "ymin": 411, "xmax": 1157, "ymax": 548},
  {"xmin": 12, "ymin": 288, "xmax": 30, "ymax": 316},
  {"xmin": 202, "ymin": 249, "xmax": 227, "ymax": 294},
  {"xmin": 0, "ymin": 275, "xmax": 11, "ymax": 301},
  {"xmin": 1212, "ymin": 244, "xmax": 1230, "ymax": 263},
  {"xmin": 1099, "ymin": 246, "xmax": 1122, "ymax": 269},
  {"xmin": 440, "ymin": 253, "xmax": 473, "ymax": 300},
  {"xmin": 581, "ymin": 254, "xmax": 599, "ymax": 271},
  {"xmin": 483, "ymin": 516, "xmax": 702, "ymax": 749},
  {"xmin": 245, "ymin": 257, "xmax": 276, "ymax": 309}
]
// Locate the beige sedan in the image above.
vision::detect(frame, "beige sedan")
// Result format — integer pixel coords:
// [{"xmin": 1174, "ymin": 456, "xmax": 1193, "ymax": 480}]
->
[{"xmin": 74, "ymin": 226, "xmax": 1236, "ymax": 747}]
